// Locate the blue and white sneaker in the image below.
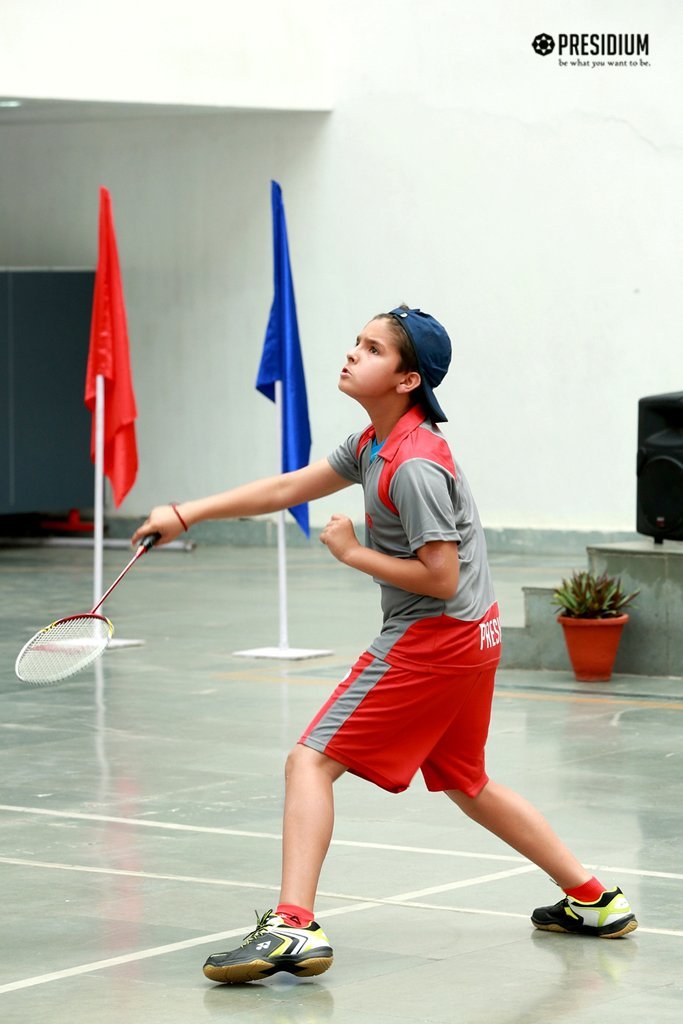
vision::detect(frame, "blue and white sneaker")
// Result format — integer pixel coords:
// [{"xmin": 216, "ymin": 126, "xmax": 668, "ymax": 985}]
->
[
  {"xmin": 203, "ymin": 910, "xmax": 334, "ymax": 983},
  {"xmin": 531, "ymin": 886, "xmax": 638, "ymax": 938}
]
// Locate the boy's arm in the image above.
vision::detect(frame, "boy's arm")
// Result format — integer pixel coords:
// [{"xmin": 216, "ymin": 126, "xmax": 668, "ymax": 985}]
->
[
  {"xmin": 320, "ymin": 515, "xmax": 459, "ymax": 600},
  {"xmin": 131, "ymin": 459, "xmax": 352, "ymax": 546}
]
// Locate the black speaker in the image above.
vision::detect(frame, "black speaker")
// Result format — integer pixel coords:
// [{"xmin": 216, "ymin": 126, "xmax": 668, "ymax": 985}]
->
[{"xmin": 637, "ymin": 391, "xmax": 683, "ymax": 542}]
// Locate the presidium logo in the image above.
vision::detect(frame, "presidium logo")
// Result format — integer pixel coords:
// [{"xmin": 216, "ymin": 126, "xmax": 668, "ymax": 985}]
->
[
  {"xmin": 531, "ymin": 32, "xmax": 650, "ymax": 67},
  {"xmin": 532, "ymin": 33, "xmax": 555, "ymax": 56}
]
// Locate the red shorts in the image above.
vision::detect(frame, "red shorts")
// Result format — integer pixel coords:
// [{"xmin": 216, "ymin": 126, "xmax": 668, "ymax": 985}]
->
[{"xmin": 299, "ymin": 650, "xmax": 498, "ymax": 797}]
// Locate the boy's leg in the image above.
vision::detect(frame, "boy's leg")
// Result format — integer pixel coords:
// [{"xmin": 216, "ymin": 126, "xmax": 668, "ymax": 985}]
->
[
  {"xmin": 202, "ymin": 744, "xmax": 345, "ymax": 984},
  {"xmin": 447, "ymin": 779, "xmax": 637, "ymax": 937},
  {"xmin": 280, "ymin": 744, "xmax": 347, "ymax": 911},
  {"xmin": 446, "ymin": 779, "xmax": 589, "ymax": 888}
]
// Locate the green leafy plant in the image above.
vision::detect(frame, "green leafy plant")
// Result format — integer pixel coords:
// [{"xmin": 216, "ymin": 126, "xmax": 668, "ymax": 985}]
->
[{"xmin": 551, "ymin": 571, "xmax": 639, "ymax": 619}]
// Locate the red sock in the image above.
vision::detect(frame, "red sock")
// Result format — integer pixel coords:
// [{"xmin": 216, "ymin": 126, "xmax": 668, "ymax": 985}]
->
[
  {"xmin": 564, "ymin": 876, "xmax": 606, "ymax": 902},
  {"xmin": 276, "ymin": 903, "xmax": 314, "ymax": 927}
]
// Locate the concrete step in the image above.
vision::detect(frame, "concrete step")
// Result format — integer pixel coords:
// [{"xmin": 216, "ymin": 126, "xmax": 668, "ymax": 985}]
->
[{"xmin": 500, "ymin": 541, "xmax": 683, "ymax": 678}]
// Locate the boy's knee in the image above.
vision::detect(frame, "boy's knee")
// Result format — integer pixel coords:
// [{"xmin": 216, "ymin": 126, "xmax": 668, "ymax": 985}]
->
[
  {"xmin": 284, "ymin": 744, "xmax": 307, "ymax": 778},
  {"xmin": 284, "ymin": 743, "xmax": 346, "ymax": 782},
  {"xmin": 445, "ymin": 779, "xmax": 490, "ymax": 812},
  {"xmin": 446, "ymin": 787, "xmax": 472, "ymax": 811}
]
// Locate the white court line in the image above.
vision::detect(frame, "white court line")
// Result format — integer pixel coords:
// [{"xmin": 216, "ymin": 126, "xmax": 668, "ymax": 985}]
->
[
  {"xmin": 0, "ymin": 857, "xmax": 536, "ymax": 904},
  {"xmin": 0, "ymin": 803, "xmax": 285, "ymax": 839},
  {"xmin": 334, "ymin": 838, "xmax": 521, "ymax": 861},
  {"xmin": 11, "ymin": 854, "xmax": 678, "ymax": 937},
  {"xmin": 0, "ymin": 803, "xmax": 525, "ymax": 863},
  {"xmin": 381, "ymin": 864, "xmax": 539, "ymax": 901},
  {"xmin": 1, "ymin": 803, "xmax": 682, "ymax": 881},
  {"xmin": 1, "ymin": 856, "xmax": 680, "ymax": 996},
  {"xmin": 592, "ymin": 865, "xmax": 683, "ymax": 881},
  {"xmin": 0, "ymin": 870, "xmax": 532, "ymax": 996},
  {"xmin": 0, "ymin": 925, "xmax": 252, "ymax": 995},
  {"xmin": 0, "ymin": 857, "xmax": 282, "ymax": 893},
  {"xmin": 2, "ymin": 856, "xmax": 681, "ymax": 937},
  {"xmin": 0, "ymin": 901, "xmax": 381, "ymax": 996}
]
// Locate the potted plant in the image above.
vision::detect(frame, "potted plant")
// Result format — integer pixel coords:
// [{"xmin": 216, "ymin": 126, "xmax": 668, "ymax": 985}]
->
[{"xmin": 551, "ymin": 571, "xmax": 639, "ymax": 682}]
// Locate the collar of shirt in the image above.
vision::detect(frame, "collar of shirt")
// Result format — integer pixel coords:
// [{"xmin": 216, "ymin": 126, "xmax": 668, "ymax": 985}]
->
[{"xmin": 371, "ymin": 405, "xmax": 428, "ymax": 463}]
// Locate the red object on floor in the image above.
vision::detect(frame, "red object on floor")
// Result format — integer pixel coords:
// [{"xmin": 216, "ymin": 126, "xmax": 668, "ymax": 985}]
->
[{"xmin": 40, "ymin": 509, "xmax": 94, "ymax": 533}]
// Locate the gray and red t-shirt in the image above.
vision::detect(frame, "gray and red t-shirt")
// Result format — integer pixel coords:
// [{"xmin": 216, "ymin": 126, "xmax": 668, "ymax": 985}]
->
[{"xmin": 327, "ymin": 405, "xmax": 501, "ymax": 671}]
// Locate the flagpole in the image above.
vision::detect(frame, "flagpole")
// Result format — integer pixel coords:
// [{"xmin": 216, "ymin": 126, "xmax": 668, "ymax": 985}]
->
[
  {"xmin": 275, "ymin": 382, "xmax": 289, "ymax": 651},
  {"xmin": 93, "ymin": 373, "xmax": 145, "ymax": 650},
  {"xmin": 232, "ymin": 179, "xmax": 331, "ymax": 661},
  {"xmin": 93, "ymin": 373, "xmax": 105, "ymax": 610},
  {"xmin": 276, "ymin": 509, "xmax": 288, "ymax": 650},
  {"xmin": 233, "ymin": 380, "xmax": 331, "ymax": 662}
]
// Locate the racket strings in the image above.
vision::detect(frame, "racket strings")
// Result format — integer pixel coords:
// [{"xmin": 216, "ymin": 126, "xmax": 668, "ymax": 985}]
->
[{"xmin": 15, "ymin": 615, "xmax": 113, "ymax": 684}]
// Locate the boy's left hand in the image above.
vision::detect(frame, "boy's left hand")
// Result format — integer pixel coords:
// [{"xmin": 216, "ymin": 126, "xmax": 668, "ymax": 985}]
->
[{"xmin": 319, "ymin": 514, "xmax": 360, "ymax": 564}]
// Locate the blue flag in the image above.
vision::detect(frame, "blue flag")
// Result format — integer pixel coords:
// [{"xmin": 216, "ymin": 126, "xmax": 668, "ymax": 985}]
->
[{"xmin": 256, "ymin": 181, "xmax": 312, "ymax": 536}]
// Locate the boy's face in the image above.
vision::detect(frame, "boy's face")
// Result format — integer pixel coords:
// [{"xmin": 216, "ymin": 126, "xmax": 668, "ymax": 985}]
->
[{"xmin": 339, "ymin": 319, "xmax": 418, "ymax": 404}]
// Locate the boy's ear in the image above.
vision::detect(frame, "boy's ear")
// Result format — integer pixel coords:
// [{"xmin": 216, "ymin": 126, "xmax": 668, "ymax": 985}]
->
[{"xmin": 397, "ymin": 371, "xmax": 421, "ymax": 395}]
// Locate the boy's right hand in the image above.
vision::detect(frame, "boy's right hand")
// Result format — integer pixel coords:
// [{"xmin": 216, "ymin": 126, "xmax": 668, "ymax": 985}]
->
[{"xmin": 131, "ymin": 505, "xmax": 184, "ymax": 548}]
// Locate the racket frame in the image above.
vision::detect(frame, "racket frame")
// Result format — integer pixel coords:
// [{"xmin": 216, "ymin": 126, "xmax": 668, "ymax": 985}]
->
[
  {"xmin": 14, "ymin": 532, "xmax": 159, "ymax": 684},
  {"xmin": 14, "ymin": 612, "xmax": 114, "ymax": 683}
]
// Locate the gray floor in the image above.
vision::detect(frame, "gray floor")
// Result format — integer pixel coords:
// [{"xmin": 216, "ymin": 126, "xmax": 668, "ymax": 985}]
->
[{"xmin": 1, "ymin": 541, "xmax": 682, "ymax": 1023}]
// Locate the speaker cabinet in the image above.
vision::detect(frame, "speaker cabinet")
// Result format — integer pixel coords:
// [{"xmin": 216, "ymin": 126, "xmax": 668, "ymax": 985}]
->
[{"xmin": 637, "ymin": 391, "xmax": 683, "ymax": 542}]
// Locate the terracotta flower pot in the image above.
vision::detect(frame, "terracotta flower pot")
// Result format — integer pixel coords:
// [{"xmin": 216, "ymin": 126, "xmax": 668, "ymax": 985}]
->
[{"xmin": 558, "ymin": 614, "xmax": 629, "ymax": 682}]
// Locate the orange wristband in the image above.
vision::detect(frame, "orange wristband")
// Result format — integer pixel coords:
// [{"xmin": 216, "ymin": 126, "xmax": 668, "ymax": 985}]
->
[{"xmin": 170, "ymin": 503, "xmax": 189, "ymax": 531}]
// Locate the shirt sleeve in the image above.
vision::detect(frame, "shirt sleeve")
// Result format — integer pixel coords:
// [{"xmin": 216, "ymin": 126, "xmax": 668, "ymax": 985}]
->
[
  {"xmin": 389, "ymin": 459, "xmax": 462, "ymax": 551},
  {"xmin": 327, "ymin": 431, "xmax": 364, "ymax": 484}
]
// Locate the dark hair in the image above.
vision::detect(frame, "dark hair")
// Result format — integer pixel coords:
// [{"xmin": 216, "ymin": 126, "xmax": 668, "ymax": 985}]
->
[{"xmin": 373, "ymin": 305, "xmax": 419, "ymax": 374}]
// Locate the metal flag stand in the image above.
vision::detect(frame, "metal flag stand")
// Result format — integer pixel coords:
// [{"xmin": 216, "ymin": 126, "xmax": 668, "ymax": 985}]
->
[{"xmin": 233, "ymin": 383, "xmax": 332, "ymax": 661}]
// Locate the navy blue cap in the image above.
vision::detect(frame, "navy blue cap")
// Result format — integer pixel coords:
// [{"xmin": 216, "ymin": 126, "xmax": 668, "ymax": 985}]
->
[{"xmin": 388, "ymin": 307, "xmax": 452, "ymax": 422}]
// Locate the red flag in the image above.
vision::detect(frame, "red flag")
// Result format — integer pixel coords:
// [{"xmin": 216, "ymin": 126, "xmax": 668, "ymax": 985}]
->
[{"xmin": 84, "ymin": 187, "xmax": 138, "ymax": 508}]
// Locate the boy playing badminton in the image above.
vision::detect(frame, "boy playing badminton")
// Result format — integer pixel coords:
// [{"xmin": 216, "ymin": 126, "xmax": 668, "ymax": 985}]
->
[{"xmin": 133, "ymin": 306, "xmax": 637, "ymax": 984}]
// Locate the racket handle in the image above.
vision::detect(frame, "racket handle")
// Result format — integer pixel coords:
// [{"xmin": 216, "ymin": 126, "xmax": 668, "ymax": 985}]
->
[{"xmin": 139, "ymin": 532, "xmax": 162, "ymax": 552}]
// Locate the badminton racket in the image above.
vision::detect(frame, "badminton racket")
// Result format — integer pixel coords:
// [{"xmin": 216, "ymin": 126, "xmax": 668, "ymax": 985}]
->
[{"xmin": 15, "ymin": 533, "xmax": 161, "ymax": 685}]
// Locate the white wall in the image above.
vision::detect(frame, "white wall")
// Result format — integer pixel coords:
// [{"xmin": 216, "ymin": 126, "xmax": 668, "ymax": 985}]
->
[
  {"xmin": 314, "ymin": 0, "xmax": 683, "ymax": 529},
  {"xmin": 1, "ymin": 0, "xmax": 681, "ymax": 531},
  {"xmin": 0, "ymin": 111, "xmax": 335, "ymax": 507}
]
